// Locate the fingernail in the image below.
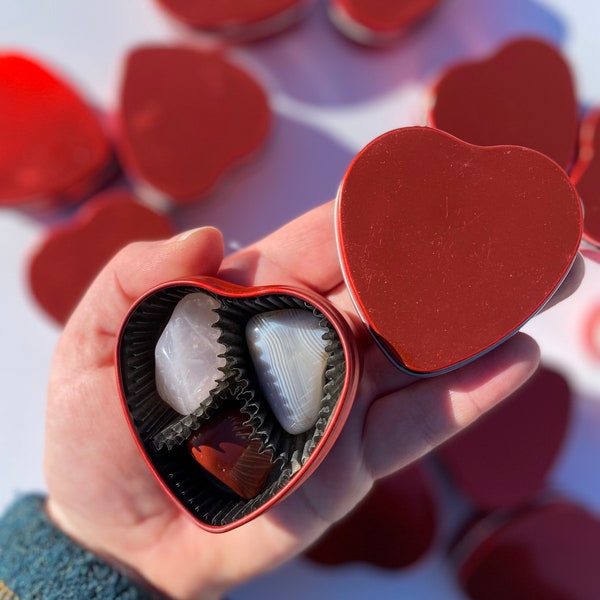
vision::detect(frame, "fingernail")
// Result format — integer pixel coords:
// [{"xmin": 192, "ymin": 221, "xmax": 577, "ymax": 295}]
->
[{"xmin": 163, "ymin": 226, "xmax": 214, "ymax": 245}]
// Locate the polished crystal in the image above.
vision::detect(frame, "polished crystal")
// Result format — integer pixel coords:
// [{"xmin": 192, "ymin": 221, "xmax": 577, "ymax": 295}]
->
[
  {"xmin": 246, "ymin": 309, "xmax": 329, "ymax": 434},
  {"xmin": 155, "ymin": 292, "xmax": 226, "ymax": 414}
]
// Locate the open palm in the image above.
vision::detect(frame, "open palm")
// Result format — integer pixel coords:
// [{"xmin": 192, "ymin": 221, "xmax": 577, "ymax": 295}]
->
[{"xmin": 45, "ymin": 201, "xmax": 546, "ymax": 599}]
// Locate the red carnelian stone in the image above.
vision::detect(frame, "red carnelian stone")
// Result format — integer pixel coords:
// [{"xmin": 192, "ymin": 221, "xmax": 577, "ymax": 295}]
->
[{"xmin": 187, "ymin": 408, "xmax": 274, "ymax": 499}]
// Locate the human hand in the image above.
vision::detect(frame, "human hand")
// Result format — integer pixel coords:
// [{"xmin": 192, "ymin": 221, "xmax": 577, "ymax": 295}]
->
[{"xmin": 45, "ymin": 200, "xmax": 577, "ymax": 599}]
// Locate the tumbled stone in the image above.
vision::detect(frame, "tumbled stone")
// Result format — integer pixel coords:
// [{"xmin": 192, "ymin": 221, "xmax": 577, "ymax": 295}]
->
[
  {"xmin": 187, "ymin": 408, "xmax": 274, "ymax": 499},
  {"xmin": 155, "ymin": 292, "xmax": 226, "ymax": 414},
  {"xmin": 246, "ymin": 309, "xmax": 329, "ymax": 434}
]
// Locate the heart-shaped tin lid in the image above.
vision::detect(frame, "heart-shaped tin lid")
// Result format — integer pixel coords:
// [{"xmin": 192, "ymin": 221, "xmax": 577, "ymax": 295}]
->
[{"xmin": 336, "ymin": 126, "xmax": 582, "ymax": 375}]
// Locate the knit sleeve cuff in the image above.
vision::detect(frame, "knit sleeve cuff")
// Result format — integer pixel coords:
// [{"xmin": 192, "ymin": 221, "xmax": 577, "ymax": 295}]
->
[{"xmin": 0, "ymin": 494, "xmax": 161, "ymax": 599}]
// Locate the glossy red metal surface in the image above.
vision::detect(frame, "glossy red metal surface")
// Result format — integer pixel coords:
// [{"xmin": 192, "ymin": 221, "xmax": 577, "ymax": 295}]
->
[
  {"xmin": 570, "ymin": 108, "xmax": 600, "ymax": 248},
  {"xmin": 116, "ymin": 276, "xmax": 361, "ymax": 532},
  {"xmin": 28, "ymin": 190, "xmax": 173, "ymax": 325},
  {"xmin": 455, "ymin": 501, "xmax": 600, "ymax": 600},
  {"xmin": 0, "ymin": 54, "xmax": 111, "ymax": 207},
  {"xmin": 305, "ymin": 462, "xmax": 437, "ymax": 569},
  {"xmin": 330, "ymin": 0, "xmax": 441, "ymax": 38},
  {"xmin": 437, "ymin": 366, "xmax": 571, "ymax": 511},
  {"xmin": 117, "ymin": 46, "xmax": 271, "ymax": 203},
  {"xmin": 430, "ymin": 38, "xmax": 578, "ymax": 171},
  {"xmin": 154, "ymin": 0, "xmax": 309, "ymax": 38},
  {"xmin": 336, "ymin": 126, "xmax": 582, "ymax": 375}
]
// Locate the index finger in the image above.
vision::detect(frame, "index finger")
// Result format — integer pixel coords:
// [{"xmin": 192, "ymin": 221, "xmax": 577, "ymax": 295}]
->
[{"xmin": 219, "ymin": 200, "xmax": 344, "ymax": 295}]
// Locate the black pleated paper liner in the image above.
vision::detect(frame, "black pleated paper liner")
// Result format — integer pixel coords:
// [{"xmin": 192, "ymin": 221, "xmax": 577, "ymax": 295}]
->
[{"xmin": 118, "ymin": 283, "xmax": 346, "ymax": 528}]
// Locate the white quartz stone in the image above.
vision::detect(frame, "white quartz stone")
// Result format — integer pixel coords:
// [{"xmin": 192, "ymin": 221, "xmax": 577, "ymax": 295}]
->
[
  {"xmin": 246, "ymin": 309, "xmax": 329, "ymax": 435},
  {"xmin": 155, "ymin": 293, "xmax": 226, "ymax": 415}
]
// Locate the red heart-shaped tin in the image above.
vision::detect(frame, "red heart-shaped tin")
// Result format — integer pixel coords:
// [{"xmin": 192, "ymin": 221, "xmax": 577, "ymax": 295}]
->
[
  {"xmin": 454, "ymin": 501, "xmax": 600, "ymax": 599},
  {"xmin": 116, "ymin": 45, "xmax": 271, "ymax": 204},
  {"xmin": 436, "ymin": 365, "xmax": 571, "ymax": 511},
  {"xmin": 305, "ymin": 461, "xmax": 437, "ymax": 569},
  {"xmin": 116, "ymin": 277, "xmax": 360, "ymax": 532},
  {"xmin": 154, "ymin": 0, "xmax": 311, "ymax": 40},
  {"xmin": 329, "ymin": 0, "xmax": 442, "ymax": 45},
  {"xmin": 429, "ymin": 38, "xmax": 579, "ymax": 171},
  {"xmin": 0, "ymin": 53, "xmax": 113, "ymax": 208},
  {"xmin": 28, "ymin": 190, "xmax": 174, "ymax": 325},
  {"xmin": 570, "ymin": 108, "xmax": 600, "ymax": 248},
  {"xmin": 336, "ymin": 127, "xmax": 582, "ymax": 375}
]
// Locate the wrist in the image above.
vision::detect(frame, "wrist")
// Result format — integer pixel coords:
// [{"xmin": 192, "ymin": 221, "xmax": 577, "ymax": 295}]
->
[
  {"xmin": 45, "ymin": 497, "xmax": 226, "ymax": 600},
  {"xmin": 0, "ymin": 495, "xmax": 164, "ymax": 599}
]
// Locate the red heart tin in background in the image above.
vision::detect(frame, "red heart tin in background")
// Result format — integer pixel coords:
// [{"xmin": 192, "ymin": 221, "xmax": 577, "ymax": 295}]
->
[
  {"xmin": 328, "ymin": 0, "xmax": 442, "ymax": 45},
  {"xmin": 429, "ymin": 38, "xmax": 579, "ymax": 171},
  {"xmin": 454, "ymin": 501, "xmax": 600, "ymax": 599},
  {"xmin": 116, "ymin": 276, "xmax": 360, "ymax": 532},
  {"xmin": 305, "ymin": 461, "xmax": 437, "ymax": 569},
  {"xmin": 0, "ymin": 53, "xmax": 113, "ymax": 209},
  {"xmin": 116, "ymin": 45, "xmax": 271, "ymax": 204},
  {"xmin": 336, "ymin": 127, "xmax": 582, "ymax": 375},
  {"xmin": 154, "ymin": 0, "xmax": 311, "ymax": 40},
  {"xmin": 570, "ymin": 108, "xmax": 600, "ymax": 248},
  {"xmin": 436, "ymin": 365, "xmax": 571, "ymax": 511},
  {"xmin": 28, "ymin": 189, "xmax": 174, "ymax": 325}
]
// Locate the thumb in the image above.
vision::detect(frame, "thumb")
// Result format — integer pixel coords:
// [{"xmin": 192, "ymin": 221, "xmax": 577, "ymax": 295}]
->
[{"xmin": 62, "ymin": 227, "xmax": 224, "ymax": 368}]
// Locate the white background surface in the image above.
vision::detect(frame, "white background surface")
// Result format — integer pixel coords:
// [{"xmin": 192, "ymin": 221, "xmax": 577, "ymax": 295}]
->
[{"xmin": 1, "ymin": 1, "xmax": 600, "ymax": 598}]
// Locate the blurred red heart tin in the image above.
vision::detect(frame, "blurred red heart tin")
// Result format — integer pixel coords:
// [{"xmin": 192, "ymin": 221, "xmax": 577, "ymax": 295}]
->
[
  {"xmin": 436, "ymin": 366, "xmax": 571, "ymax": 511},
  {"xmin": 116, "ymin": 45, "xmax": 271, "ymax": 204},
  {"xmin": 584, "ymin": 303, "xmax": 600, "ymax": 363},
  {"xmin": 305, "ymin": 462, "xmax": 437, "ymax": 569},
  {"xmin": 116, "ymin": 277, "xmax": 360, "ymax": 532},
  {"xmin": 454, "ymin": 501, "xmax": 600, "ymax": 599},
  {"xmin": 0, "ymin": 53, "xmax": 113, "ymax": 208},
  {"xmin": 28, "ymin": 189, "xmax": 173, "ymax": 325},
  {"xmin": 336, "ymin": 127, "xmax": 582, "ymax": 375},
  {"xmin": 429, "ymin": 38, "xmax": 579, "ymax": 171},
  {"xmin": 570, "ymin": 108, "xmax": 600, "ymax": 248},
  {"xmin": 329, "ymin": 0, "xmax": 442, "ymax": 45},
  {"xmin": 154, "ymin": 0, "xmax": 311, "ymax": 39}
]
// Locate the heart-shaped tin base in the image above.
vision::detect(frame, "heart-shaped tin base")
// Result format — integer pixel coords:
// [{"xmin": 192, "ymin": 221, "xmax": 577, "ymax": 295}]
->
[
  {"xmin": 336, "ymin": 126, "xmax": 582, "ymax": 375},
  {"xmin": 116, "ymin": 276, "xmax": 359, "ymax": 532}
]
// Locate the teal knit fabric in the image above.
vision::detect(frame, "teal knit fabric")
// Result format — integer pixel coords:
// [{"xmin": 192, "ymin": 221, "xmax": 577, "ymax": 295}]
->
[{"xmin": 0, "ymin": 495, "xmax": 161, "ymax": 600}]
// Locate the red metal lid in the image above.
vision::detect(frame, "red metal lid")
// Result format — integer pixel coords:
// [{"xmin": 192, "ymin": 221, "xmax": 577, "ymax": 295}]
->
[{"xmin": 336, "ymin": 126, "xmax": 582, "ymax": 375}]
